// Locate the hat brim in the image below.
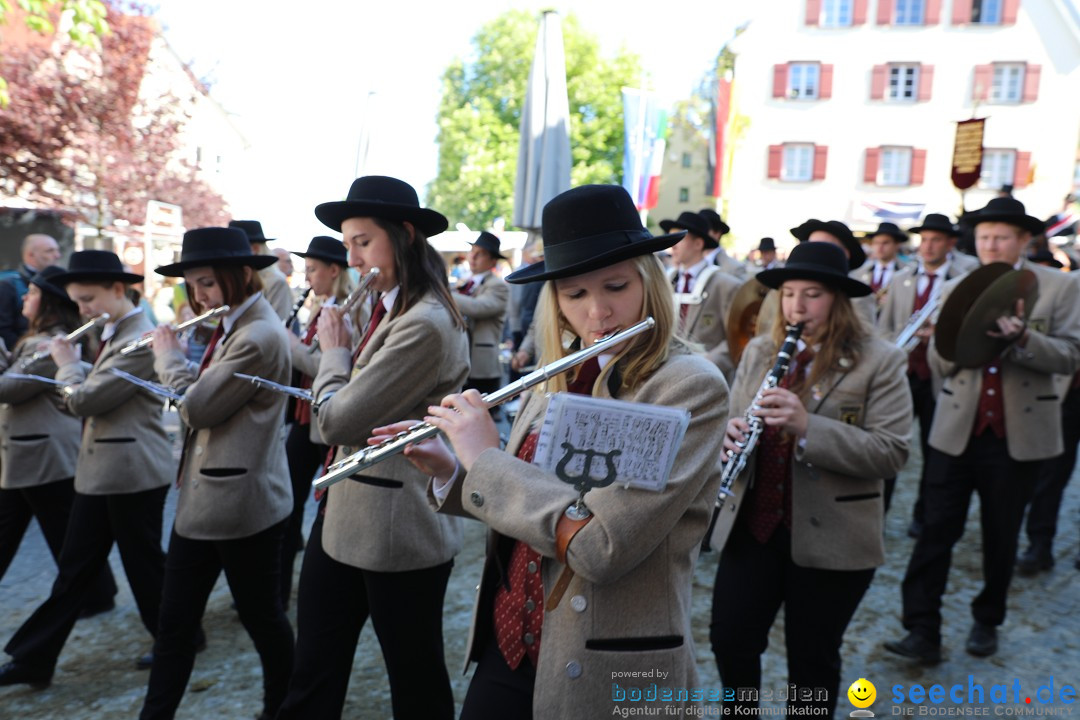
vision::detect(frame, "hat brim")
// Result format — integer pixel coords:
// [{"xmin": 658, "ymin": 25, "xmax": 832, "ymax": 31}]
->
[
  {"xmin": 291, "ymin": 250, "xmax": 349, "ymax": 266},
  {"xmin": 467, "ymin": 242, "xmax": 506, "ymax": 260},
  {"xmin": 973, "ymin": 213, "xmax": 1044, "ymax": 236},
  {"xmin": 910, "ymin": 224, "xmax": 960, "ymax": 237},
  {"xmin": 756, "ymin": 263, "xmax": 873, "ymax": 297},
  {"xmin": 506, "ymin": 231, "xmax": 686, "ymax": 284},
  {"xmin": 658, "ymin": 221, "xmax": 718, "ymax": 248},
  {"xmin": 30, "ymin": 277, "xmax": 75, "ymax": 300},
  {"xmin": 796, "ymin": 221, "xmax": 867, "ymax": 271},
  {"xmin": 52, "ymin": 270, "xmax": 145, "ymax": 286},
  {"xmin": 314, "ymin": 200, "xmax": 448, "ymax": 237},
  {"xmin": 863, "ymin": 230, "xmax": 908, "ymax": 243},
  {"xmin": 154, "ymin": 254, "xmax": 278, "ymax": 278}
]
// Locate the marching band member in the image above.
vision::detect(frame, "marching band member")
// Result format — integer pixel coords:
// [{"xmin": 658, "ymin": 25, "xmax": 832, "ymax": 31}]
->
[
  {"xmin": 280, "ymin": 235, "xmax": 354, "ymax": 609},
  {"xmin": 277, "ymin": 176, "xmax": 469, "ymax": 720},
  {"xmin": 851, "ymin": 221, "xmax": 911, "ymax": 299},
  {"xmin": 0, "ymin": 251, "xmax": 173, "ymax": 687},
  {"xmin": 141, "ymin": 227, "xmax": 294, "ymax": 719},
  {"xmin": 454, "ymin": 231, "xmax": 509, "ymax": 398},
  {"xmin": 700, "ymin": 208, "xmax": 748, "ymax": 277},
  {"xmin": 886, "ymin": 197, "xmax": 1080, "ymax": 663},
  {"xmin": 0, "ymin": 266, "xmax": 117, "ymax": 610},
  {"xmin": 382, "ymin": 184, "xmax": 729, "ymax": 719},
  {"xmin": 710, "ymin": 241, "xmax": 912, "ymax": 718},
  {"xmin": 229, "ymin": 220, "xmax": 294, "ymax": 321}
]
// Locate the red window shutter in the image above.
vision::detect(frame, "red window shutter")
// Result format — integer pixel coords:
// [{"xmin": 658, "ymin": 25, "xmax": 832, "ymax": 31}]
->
[
  {"xmin": 813, "ymin": 146, "xmax": 828, "ymax": 180},
  {"xmin": 877, "ymin": 0, "xmax": 893, "ymax": 24},
  {"xmin": 819, "ymin": 64, "xmax": 834, "ymax": 99},
  {"xmin": 768, "ymin": 145, "xmax": 783, "ymax": 179},
  {"xmin": 918, "ymin": 65, "xmax": 934, "ymax": 101},
  {"xmin": 1014, "ymin": 151, "xmax": 1032, "ymax": 188},
  {"xmin": 853, "ymin": 0, "xmax": 868, "ymax": 24},
  {"xmin": 1003, "ymin": 0, "xmax": 1020, "ymax": 24},
  {"xmin": 952, "ymin": 0, "xmax": 972, "ymax": 24},
  {"xmin": 1022, "ymin": 64, "xmax": 1041, "ymax": 102},
  {"xmin": 773, "ymin": 64, "xmax": 789, "ymax": 99},
  {"xmin": 806, "ymin": 0, "xmax": 822, "ymax": 25},
  {"xmin": 871, "ymin": 65, "xmax": 887, "ymax": 100},
  {"xmin": 925, "ymin": 0, "xmax": 942, "ymax": 24},
  {"xmin": 973, "ymin": 64, "xmax": 993, "ymax": 101},
  {"xmin": 864, "ymin": 148, "xmax": 881, "ymax": 183},
  {"xmin": 911, "ymin": 149, "xmax": 927, "ymax": 185}
]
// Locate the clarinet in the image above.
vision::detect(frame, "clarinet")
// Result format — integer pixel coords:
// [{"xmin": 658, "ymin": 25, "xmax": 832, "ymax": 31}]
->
[
  {"xmin": 701, "ymin": 322, "xmax": 804, "ymax": 552},
  {"xmin": 285, "ymin": 286, "xmax": 312, "ymax": 328}
]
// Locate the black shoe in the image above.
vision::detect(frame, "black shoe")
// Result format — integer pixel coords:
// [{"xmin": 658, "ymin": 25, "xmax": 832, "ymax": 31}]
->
[
  {"xmin": 907, "ymin": 519, "xmax": 923, "ymax": 539},
  {"xmin": 136, "ymin": 629, "xmax": 207, "ymax": 670},
  {"xmin": 966, "ymin": 621, "xmax": 998, "ymax": 657},
  {"xmin": 77, "ymin": 597, "xmax": 116, "ymax": 620},
  {"xmin": 0, "ymin": 660, "xmax": 53, "ymax": 688},
  {"xmin": 1016, "ymin": 545, "xmax": 1054, "ymax": 576},
  {"xmin": 884, "ymin": 632, "xmax": 942, "ymax": 665}
]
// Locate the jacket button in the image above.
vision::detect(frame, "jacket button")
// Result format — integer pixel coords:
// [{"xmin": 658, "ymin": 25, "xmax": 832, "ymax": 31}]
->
[
  {"xmin": 527, "ymin": 561, "xmax": 538, "ymax": 574},
  {"xmin": 809, "ymin": 516, "xmax": 821, "ymax": 527},
  {"xmin": 523, "ymin": 632, "xmax": 535, "ymax": 646},
  {"xmin": 469, "ymin": 491, "xmax": 484, "ymax": 507},
  {"xmin": 570, "ymin": 595, "xmax": 587, "ymax": 612},
  {"xmin": 525, "ymin": 599, "xmax": 536, "ymax": 612},
  {"xmin": 565, "ymin": 660, "xmax": 582, "ymax": 679}
]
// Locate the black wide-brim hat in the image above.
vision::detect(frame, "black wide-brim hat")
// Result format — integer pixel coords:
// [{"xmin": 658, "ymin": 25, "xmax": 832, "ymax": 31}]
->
[
  {"xmin": 52, "ymin": 250, "xmax": 144, "ymax": 286},
  {"xmin": 1028, "ymin": 248, "xmax": 1064, "ymax": 268},
  {"xmin": 863, "ymin": 221, "xmax": 908, "ymax": 243},
  {"xmin": 699, "ymin": 208, "xmax": 730, "ymax": 236},
  {"xmin": 229, "ymin": 219, "xmax": 275, "ymax": 244},
  {"xmin": 910, "ymin": 213, "xmax": 959, "ymax": 237},
  {"xmin": 971, "ymin": 197, "xmax": 1044, "ymax": 236},
  {"xmin": 315, "ymin": 175, "xmax": 448, "ymax": 237},
  {"xmin": 757, "ymin": 242, "xmax": 872, "ymax": 297},
  {"xmin": 470, "ymin": 231, "xmax": 506, "ymax": 259},
  {"xmin": 792, "ymin": 219, "xmax": 866, "ymax": 271},
  {"xmin": 292, "ymin": 236, "xmax": 348, "ymax": 266},
  {"xmin": 660, "ymin": 211, "xmax": 718, "ymax": 249},
  {"xmin": 155, "ymin": 227, "xmax": 279, "ymax": 277},
  {"xmin": 30, "ymin": 265, "xmax": 77, "ymax": 300},
  {"xmin": 506, "ymin": 185, "xmax": 685, "ymax": 284}
]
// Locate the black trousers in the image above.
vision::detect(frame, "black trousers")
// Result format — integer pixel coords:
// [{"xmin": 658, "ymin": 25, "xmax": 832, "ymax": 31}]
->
[
  {"xmin": 277, "ymin": 512, "xmax": 455, "ymax": 720},
  {"xmin": 5, "ymin": 485, "xmax": 167, "ymax": 670},
  {"xmin": 140, "ymin": 519, "xmax": 294, "ymax": 720},
  {"xmin": 907, "ymin": 372, "xmax": 938, "ymax": 525},
  {"xmin": 281, "ymin": 421, "xmax": 327, "ymax": 609},
  {"xmin": 710, "ymin": 523, "xmax": 874, "ymax": 719},
  {"xmin": 460, "ymin": 634, "xmax": 535, "ymax": 720},
  {"xmin": 0, "ymin": 479, "xmax": 117, "ymax": 606},
  {"xmin": 1024, "ymin": 385, "xmax": 1080, "ymax": 549},
  {"xmin": 900, "ymin": 432, "xmax": 1038, "ymax": 643}
]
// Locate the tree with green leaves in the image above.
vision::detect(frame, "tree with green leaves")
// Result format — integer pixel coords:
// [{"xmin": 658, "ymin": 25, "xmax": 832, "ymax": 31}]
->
[{"xmin": 427, "ymin": 10, "xmax": 642, "ymax": 230}]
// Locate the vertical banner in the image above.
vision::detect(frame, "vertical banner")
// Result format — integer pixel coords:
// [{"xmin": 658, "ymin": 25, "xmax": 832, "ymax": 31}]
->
[
  {"xmin": 708, "ymin": 77, "xmax": 731, "ymax": 199},
  {"xmin": 951, "ymin": 118, "xmax": 985, "ymax": 190},
  {"xmin": 622, "ymin": 88, "xmax": 668, "ymax": 211}
]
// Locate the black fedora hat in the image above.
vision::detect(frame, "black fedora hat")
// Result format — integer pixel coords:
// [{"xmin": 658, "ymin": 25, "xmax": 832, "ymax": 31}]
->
[
  {"xmin": 789, "ymin": 218, "xmax": 820, "ymax": 242},
  {"xmin": 52, "ymin": 250, "xmax": 144, "ymax": 286},
  {"xmin": 863, "ymin": 221, "xmax": 908, "ymax": 243},
  {"xmin": 314, "ymin": 175, "xmax": 448, "ymax": 237},
  {"xmin": 910, "ymin": 213, "xmax": 959, "ymax": 237},
  {"xmin": 758, "ymin": 237, "xmax": 777, "ymax": 252},
  {"xmin": 660, "ymin": 211, "xmax": 717, "ymax": 249},
  {"xmin": 470, "ymin": 231, "xmax": 506, "ymax": 260},
  {"xmin": 155, "ymin": 227, "xmax": 279, "ymax": 277},
  {"xmin": 1027, "ymin": 248, "xmax": 1064, "ymax": 269},
  {"xmin": 971, "ymin": 197, "xmax": 1044, "ymax": 235},
  {"xmin": 757, "ymin": 242, "xmax": 872, "ymax": 297},
  {"xmin": 30, "ymin": 265, "xmax": 77, "ymax": 301},
  {"xmin": 292, "ymin": 236, "xmax": 348, "ymax": 266},
  {"xmin": 698, "ymin": 208, "xmax": 730, "ymax": 236},
  {"xmin": 506, "ymin": 185, "xmax": 685, "ymax": 284},
  {"xmin": 229, "ymin": 219, "xmax": 275, "ymax": 244},
  {"xmin": 793, "ymin": 219, "xmax": 867, "ymax": 271}
]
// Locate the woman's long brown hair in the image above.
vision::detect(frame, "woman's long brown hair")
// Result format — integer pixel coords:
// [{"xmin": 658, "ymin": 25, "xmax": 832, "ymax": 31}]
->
[{"xmin": 374, "ymin": 218, "xmax": 464, "ymax": 329}]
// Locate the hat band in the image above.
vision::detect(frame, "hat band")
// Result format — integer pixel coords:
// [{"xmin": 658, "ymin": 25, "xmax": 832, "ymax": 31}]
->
[
  {"xmin": 543, "ymin": 229, "xmax": 654, "ymax": 270},
  {"xmin": 178, "ymin": 248, "xmax": 255, "ymax": 264}
]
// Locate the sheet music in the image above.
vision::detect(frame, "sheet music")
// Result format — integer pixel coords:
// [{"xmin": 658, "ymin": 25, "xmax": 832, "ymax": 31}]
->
[{"xmin": 533, "ymin": 393, "xmax": 689, "ymax": 493}]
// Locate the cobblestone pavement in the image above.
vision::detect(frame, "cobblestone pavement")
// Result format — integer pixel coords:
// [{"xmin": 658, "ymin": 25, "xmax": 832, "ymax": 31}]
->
[{"xmin": 1, "ymin": 416, "xmax": 1078, "ymax": 718}]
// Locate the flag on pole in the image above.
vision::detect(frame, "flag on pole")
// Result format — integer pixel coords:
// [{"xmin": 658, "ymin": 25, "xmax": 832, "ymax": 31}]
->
[{"xmin": 622, "ymin": 88, "xmax": 668, "ymax": 211}]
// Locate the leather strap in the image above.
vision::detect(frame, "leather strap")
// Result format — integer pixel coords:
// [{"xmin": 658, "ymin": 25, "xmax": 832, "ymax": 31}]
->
[{"xmin": 545, "ymin": 511, "xmax": 592, "ymax": 612}]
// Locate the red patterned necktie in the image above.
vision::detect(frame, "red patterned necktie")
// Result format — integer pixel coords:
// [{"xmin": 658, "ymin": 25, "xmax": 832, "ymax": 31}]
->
[
  {"xmin": 352, "ymin": 299, "xmax": 388, "ymax": 364},
  {"xmin": 459, "ymin": 279, "xmax": 476, "ymax": 296},
  {"xmin": 679, "ymin": 272, "xmax": 692, "ymax": 325},
  {"xmin": 197, "ymin": 324, "xmax": 224, "ymax": 377},
  {"xmin": 908, "ymin": 273, "xmax": 936, "ymax": 380}
]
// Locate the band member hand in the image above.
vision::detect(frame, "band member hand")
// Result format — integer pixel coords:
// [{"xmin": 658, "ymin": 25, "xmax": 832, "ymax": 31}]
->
[
  {"xmin": 151, "ymin": 324, "xmax": 181, "ymax": 356},
  {"xmin": 753, "ymin": 387, "xmax": 809, "ymax": 437},
  {"xmin": 987, "ymin": 298, "xmax": 1027, "ymax": 344},
  {"xmin": 723, "ymin": 417, "xmax": 753, "ymax": 457},
  {"xmin": 49, "ymin": 336, "xmax": 79, "ymax": 366},
  {"xmin": 370, "ymin": 420, "xmax": 458, "ymax": 480},
  {"xmin": 316, "ymin": 306, "xmax": 351, "ymax": 350},
  {"xmin": 425, "ymin": 389, "xmax": 499, "ymax": 471},
  {"xmin": 510, "ymin": 350, "xmax": 530, "ymax": 371}
]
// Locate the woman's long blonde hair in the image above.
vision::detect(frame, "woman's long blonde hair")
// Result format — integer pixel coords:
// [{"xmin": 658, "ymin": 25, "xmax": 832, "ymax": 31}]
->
[{"xmin": 536, "ymin": 254, "xmax": 677, "ymax": 395}]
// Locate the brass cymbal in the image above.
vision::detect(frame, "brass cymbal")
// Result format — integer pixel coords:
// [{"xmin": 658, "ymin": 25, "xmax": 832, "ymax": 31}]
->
[
  {"xmin": 953, "ymin": 268, "xmax": 1039, "ymax": 368},
  {"xmin": 934, "ymin": 263, "xmax": 1013, "ymax": 362},
  {"xmin": 725, "ymin": 278, "xmax": 770, "ymax": 366}
]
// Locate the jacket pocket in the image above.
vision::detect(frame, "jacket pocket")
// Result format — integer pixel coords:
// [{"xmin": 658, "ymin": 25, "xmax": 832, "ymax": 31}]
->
[
  {"xmin": 941, "ymin": 387, "xmax": 954, "ymax": 396},
  {"xmin": 1036, "ymin": 395, "xmax": 1058, "ymax": 401},
  {"xmin": 835, "ymin": 492, "xmax": 881, "ymax": 503},
  {"xmin": 11, "ymin": 434, "xmax": 48, "ymax": 442},
  {"xmin": 585, "ymin": 635, "xmax": 683, "ymax": 652},
  {"xmin": 201, "ymin": 467, "xmax": 247, "ymax": 478},
  {"xmin": 95, "ymin": 437, "xmax": 136, "ymax": 443},
  {"xmin": 352, "ymin": 476, "xmax": 404, "ymax": 489}
]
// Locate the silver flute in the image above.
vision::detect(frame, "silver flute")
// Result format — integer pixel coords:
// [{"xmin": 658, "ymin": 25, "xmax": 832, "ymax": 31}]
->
[
  {"xmin": 309, "ymin": 268, "xmax": 379, "ymax": 350},
  {"xmin": 119, "ymin": 305, "xmax": 230, "ymax": 356},
  {"xmin": 232, "ymin": 372, "xmax": 331, "ymax": 413},
  {"xmin": 312, "ymin": 317, "xmax": 657, "ymax": 492},
  {"xmin": 16, "ymin": 313, "xmax": 111, "ymax": 370}
]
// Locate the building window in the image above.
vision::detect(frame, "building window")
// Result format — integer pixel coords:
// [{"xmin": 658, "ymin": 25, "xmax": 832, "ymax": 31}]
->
[
  {"xmin": 990, "ymin": 63, "xmax": 1024, "ymax": 103},
  {"xmin": 782, "ymin": 144, "xmax": 815, "ymax": 182},
  {"xmin": 681, "ymin": 153, "xmax": 692, "ymax": 168},
  {"xmin": 821, "ymin": 0, "xmax": 854, "ymax": 26},
  {"xmin": 981, "ymin": 149, "xmax": 1016, "ymax": 189},
  {"xmin": 887, "ymin": 64, "xmax": 920, "ymax": 101},
  {"xmin": 894, "ymin": 0, "xmax": 924, "ymax": 24},
  {"xmin": 972, "ymin": 0, "xmax": 1003, "ymax": 23},
  {"xmin": 788, "ymin": 63, "xmax": 820, "ymax": 99},
  {"xmin": 879, "ymin": 147, "xmax": 913, "ymax": 186},
  {"xmin": 678, "ymin": 187, "xmax": 690, "ymax": 203}
]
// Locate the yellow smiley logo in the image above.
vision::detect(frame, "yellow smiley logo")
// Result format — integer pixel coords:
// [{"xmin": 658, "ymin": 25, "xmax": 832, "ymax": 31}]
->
[{"xmin": 848, "ymin": 678, "xmax": 876, "ymax": 708}]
